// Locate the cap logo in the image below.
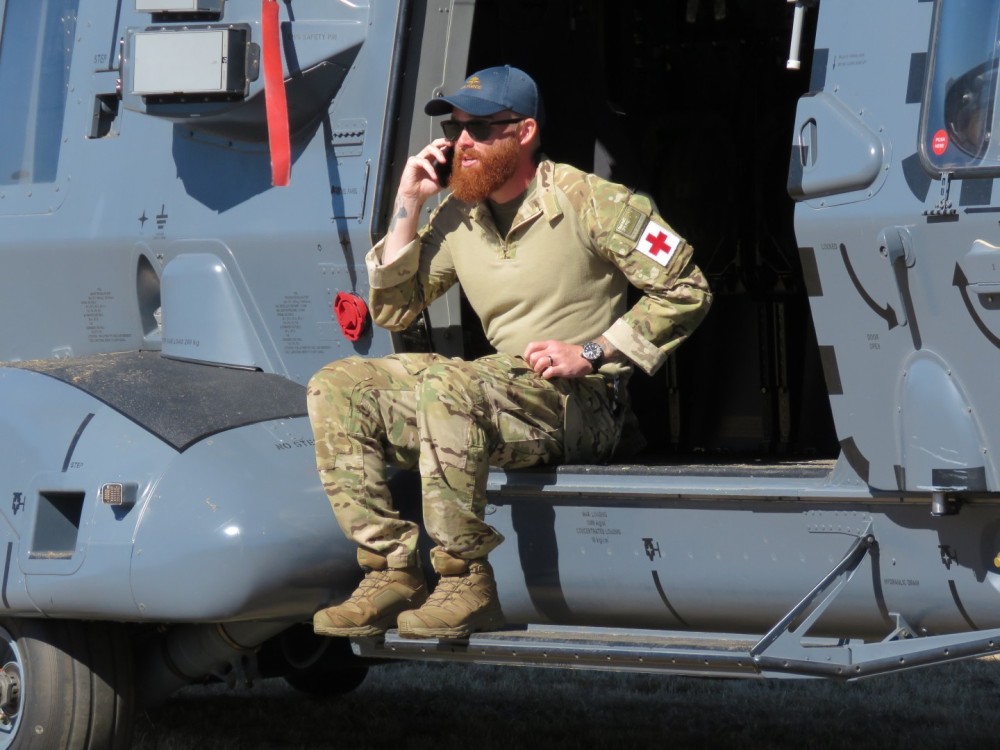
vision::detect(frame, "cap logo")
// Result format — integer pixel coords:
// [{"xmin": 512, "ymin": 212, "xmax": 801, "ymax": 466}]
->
[{"xmin": 462, "ymin": 76, "xmax": 482, "ymax": 90}]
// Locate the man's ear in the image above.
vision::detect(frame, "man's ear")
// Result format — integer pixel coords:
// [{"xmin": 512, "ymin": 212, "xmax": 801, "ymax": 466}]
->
[{"xmin": 518, "ymin": 118, "xmax": 539, "ymax": 148}]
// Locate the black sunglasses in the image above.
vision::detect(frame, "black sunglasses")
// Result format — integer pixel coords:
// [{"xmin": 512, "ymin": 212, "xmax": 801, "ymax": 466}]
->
[{"xmin": 440, "ymin": 117, "xmax": 524, "ymax": 142}]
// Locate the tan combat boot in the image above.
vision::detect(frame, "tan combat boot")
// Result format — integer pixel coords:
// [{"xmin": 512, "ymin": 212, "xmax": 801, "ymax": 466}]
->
[
  {"xmin": 313, "ymin": 549, "xmax": 427, "ymax": 637},
  {"xmin": 396, "ymin": 548, "xmax": 505, "ymax": 639}
]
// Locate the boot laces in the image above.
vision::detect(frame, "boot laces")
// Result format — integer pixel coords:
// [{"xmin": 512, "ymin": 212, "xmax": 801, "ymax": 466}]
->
[
  {"xmin": 425, "ymin": 573, "xmax": 468, "ymax": 607},
  {"xmin": 348, "ymin": 568, "xmax": 394, "ymax": 602}
]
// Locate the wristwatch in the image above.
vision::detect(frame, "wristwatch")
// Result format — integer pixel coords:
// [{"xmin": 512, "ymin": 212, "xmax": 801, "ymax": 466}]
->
[{"xmin": 580, "ymin": 341, "xmax": 604, "ymax": 372}]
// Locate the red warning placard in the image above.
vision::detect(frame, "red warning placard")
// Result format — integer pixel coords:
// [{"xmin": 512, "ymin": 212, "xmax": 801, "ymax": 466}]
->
[{"xmin": 931, "ymin": 129, "xmax": 949, "ymax": 156}]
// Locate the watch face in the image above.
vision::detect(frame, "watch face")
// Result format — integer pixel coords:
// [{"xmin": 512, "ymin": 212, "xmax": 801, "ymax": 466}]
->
[{"xmin": 582, "ymin": 342, "xmax": 603, "ymax": 362}]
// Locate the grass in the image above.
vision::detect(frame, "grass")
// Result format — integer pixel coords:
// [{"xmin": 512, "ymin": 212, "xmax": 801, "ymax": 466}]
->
[{"xmin": 132, "ymin": 656, "xmax": 1000, "ymax": 749}]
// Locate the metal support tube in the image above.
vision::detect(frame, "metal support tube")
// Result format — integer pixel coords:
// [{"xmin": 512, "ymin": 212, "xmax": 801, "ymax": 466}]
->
[
  {"xmin": 136, "ymin": 620, "xmax": 291, "ymax": 707},
  {"xmin": 751, "ymin": 532, "xmax": 874, "ymax": 657}
]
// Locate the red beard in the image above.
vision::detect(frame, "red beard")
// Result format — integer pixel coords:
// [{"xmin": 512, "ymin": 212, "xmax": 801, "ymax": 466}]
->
[{"xmin": 448, "ymin": 135, "xmax": 521, "ymax": 203}]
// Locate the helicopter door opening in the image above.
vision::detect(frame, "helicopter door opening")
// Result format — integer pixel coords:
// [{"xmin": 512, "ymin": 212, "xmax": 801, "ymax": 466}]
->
[{"xmin": 453, "ymin": 0, "xmax": 837, "ymax": 463}]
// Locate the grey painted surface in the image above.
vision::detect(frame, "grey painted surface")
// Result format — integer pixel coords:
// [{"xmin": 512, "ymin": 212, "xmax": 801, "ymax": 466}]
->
[
  {"xmin": 793, "ymin": 0, "xmax": 1000, "ymax": 495},
  {"xmin": 1, "ymin": 0, "xmax": 1000, "ymax": 698}
]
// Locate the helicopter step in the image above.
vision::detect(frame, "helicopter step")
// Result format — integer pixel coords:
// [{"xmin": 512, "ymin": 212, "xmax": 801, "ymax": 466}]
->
[
  {"xmin": 351, "ymin": 528, "xmax": 1000, "ymax": 682},
  {"xmin": 351, "ymin": 625, "xmax": 766, "ymax": 679},
  {"xmin": 351, "ymin": 620, "xmax": 1000, "ymax": 682}
]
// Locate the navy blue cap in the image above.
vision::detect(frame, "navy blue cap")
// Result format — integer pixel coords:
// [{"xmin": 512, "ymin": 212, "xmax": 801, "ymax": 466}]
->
[{"xmin": 425, "ymin": 65, "xmax": 544, "ymax": 124}]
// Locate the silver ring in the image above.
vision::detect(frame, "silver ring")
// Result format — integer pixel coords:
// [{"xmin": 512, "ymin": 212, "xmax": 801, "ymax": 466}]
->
[{"xmin": 547, "ymin": 355, "xmax": 555, "ymax": 368}]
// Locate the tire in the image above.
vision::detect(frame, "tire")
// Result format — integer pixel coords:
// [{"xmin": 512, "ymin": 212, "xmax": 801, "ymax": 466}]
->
[
  {"xmin": 284, "ymin": 660, "xmax": 369, "ymax": 697},
  {"xmin": 259, "ymin": 624, "xmax": 369, "ymax": 697},
  {"xmin": 0, "ymin": 619, "xmax": 134, "ymax": 750}
]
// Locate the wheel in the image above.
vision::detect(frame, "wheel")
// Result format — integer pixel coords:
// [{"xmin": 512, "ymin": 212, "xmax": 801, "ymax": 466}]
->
[
  {"xmin": 0, "ymin": 619, "xmax": 134, "ymax": 750},
  {"xmin": 259, "ymin": 624, "xmax": 369, "ymax": 697},
  {"xmin": 284, "ymin": 658, "xmax": 368, "ymax": 697}
]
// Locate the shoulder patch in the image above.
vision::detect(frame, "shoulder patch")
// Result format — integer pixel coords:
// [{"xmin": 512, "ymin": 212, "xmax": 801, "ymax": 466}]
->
[
  {"xmin": 635, "ymin": 219, "xmax": 681, "ymax": 267},
  {"xmin": 614, "ymin": 204, "xmax": 646, "ymax": 241}
]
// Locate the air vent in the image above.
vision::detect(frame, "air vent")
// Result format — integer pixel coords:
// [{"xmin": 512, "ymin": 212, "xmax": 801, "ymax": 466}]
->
[{"xmin": 29, "ymin": 491, "xmax": 85, "ymax": 559}]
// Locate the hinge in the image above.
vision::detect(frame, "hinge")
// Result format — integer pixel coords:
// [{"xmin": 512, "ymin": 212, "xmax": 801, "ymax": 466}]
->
[{"xmin": 924, "ymin": 171, "xmax": 956, "ymax": 217}]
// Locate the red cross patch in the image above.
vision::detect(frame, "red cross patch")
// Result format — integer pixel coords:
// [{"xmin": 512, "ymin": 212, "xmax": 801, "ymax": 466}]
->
[{"xmin": 635, "ymin": 220, "xmax": 680, "ymax": 267}]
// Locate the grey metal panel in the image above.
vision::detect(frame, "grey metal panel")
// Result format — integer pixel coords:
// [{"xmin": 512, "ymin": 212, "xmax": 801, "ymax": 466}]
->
[
  {"xmin": 789, "ymin": 91, "xmax": 889, "ymax": 204},
  {"xmin": 0, "ymin": 243, "xmax": 152, "ymax": 361},
  {"xmin": 898, "ymin": 352, "xmax": 992, "ymax": 491},
  {"xmin": 160, "ymin": 250, "xmax": 274, "ymax": 368},
  {"xmin": 0, "ymin": 0, "xmax": 405, "ymax": 380},
  {"xmin": 0, "ymin": 367, "xmax": 177, "ymax": 615},
  {"xmin": 130, "ymin": 28, "xmax": 243, "ymax": 96},
  {"xmin": 135, "ymin": 1, "xmax": 224, "ymax": 12},
  {"xmin": 791, "ymin": 0, "xmax": 1000, "ymax": 492},
  {"xmin": 484, "ymin": 484, "xmax": 1000, "ymax": 641},
  {"xmin": 129, "ymin": 416, "xmax": 351, "ymax": 621},
  {"xmin": 486, "ymin": 460, "xmax": 869, "ymax": 500},
  {"xmin": 0, "ymin": 364, "xmax": 354, "ymax": 620}
]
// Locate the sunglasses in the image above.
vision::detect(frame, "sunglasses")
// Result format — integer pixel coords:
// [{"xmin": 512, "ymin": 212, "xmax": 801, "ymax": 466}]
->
[{"xmin": 440, "ymin": 117, "xmax": 525, "ymax": 142}]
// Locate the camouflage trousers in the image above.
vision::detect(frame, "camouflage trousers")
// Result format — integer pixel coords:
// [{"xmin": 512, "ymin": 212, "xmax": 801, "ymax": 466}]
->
[{"xmin": 306, "ymin": 352, "xmax": 622, "ymax": 568}]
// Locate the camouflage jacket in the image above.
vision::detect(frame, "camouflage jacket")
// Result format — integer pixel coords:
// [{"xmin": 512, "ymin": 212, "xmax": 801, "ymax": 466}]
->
[{"xmin": 366, "ymin": 160, "xmax": 711, "ymax": 375}]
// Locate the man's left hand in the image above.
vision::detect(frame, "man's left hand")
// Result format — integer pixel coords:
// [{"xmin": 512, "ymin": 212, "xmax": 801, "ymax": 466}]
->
[{"xmin": 523, "ymin": 340, "xmax": 593, "ymax": 380}]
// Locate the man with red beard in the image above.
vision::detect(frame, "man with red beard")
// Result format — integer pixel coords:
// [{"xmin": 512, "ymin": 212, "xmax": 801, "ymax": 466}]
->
[{"xmin": 308, "ymin": 66, "xmax": 711, "ymax": 640}]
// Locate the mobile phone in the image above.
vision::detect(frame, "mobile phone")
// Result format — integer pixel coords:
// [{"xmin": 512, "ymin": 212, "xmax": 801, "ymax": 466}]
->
[{"xmin": 434, "ymin": 145, "xmax": 454, "ymax": 187}]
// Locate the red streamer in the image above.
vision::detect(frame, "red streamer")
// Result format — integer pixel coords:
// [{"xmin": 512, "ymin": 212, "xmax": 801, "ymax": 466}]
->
[{"xmin": 262, "ymin": 0, "xmax": 290, "ymax": 186}]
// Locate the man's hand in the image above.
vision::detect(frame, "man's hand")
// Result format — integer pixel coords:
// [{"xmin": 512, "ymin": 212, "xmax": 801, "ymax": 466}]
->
[
  {"xmin": 381, "ymin": 139, "xmax": 454, "ymax": 267},
  {"xmin": 398, "ymin": 139, "xmax": 454, "ymax": 203},
  {"xmin": 523, "ymin": 340, "xmax": 593, "ymax": 380}
]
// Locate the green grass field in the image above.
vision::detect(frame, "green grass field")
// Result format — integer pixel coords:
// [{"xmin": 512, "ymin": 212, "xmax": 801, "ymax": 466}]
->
[{"xmin": 132, "ymin": 657, "xmax": 1000, "ymax": 749}]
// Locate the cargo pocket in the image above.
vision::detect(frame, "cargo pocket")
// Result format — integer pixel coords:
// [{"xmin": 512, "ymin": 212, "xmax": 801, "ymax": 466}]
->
[
  {"xmin": 489, "ymin": 369, "xmax": 564, "ymax": 469},
  {"xmin": 492, "ymin": 405, "xmax": 564, "ymax": 469},
  {"xmin": 562, "ymin": 376, "xmax": 620, "ymax": 463}
]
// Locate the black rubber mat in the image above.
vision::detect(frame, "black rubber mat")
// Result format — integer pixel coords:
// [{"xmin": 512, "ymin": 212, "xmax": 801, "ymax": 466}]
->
[{"xmin": 6, "ymin": 351, "xmax": 306, "ymax": 451}]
